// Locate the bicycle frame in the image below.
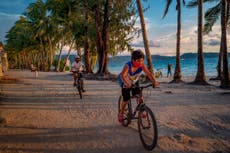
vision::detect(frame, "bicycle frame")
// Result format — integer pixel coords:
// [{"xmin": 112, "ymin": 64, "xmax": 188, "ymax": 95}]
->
[
  {"xmin": 73, "ymin": 71, "xmax": 83, "ymax": 99},
  {"xmin": 124, "ymin": 84, "xmax": 153, "ymax": 123}
]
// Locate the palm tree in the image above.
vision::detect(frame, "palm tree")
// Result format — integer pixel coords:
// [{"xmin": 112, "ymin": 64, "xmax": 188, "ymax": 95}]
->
[
  {"xmin": 193, "ymin": 0, "xmax": 209, "ymax": 84},
  {"xmin": 188, "ymin": 0, "xmax": 229, "ymax": 86},
  {"xmin": 83, "ymin": 0, "xmax": 92, "ymax": 73},
  {"xmin": 220, "ymin": 0, "xmax": 230, "ymax": 87},
  {"xmin": 136, "ymin": 0, "xmax": 153, "ymax": 73},
  {"xmin": 189, "ymin": 0, "xmax": 229, "ymax": 80},
  {"xmin": 163, "ymin": 0, "xmax": 185, "ymax": 83},
  {"xmin": 25, "ymin": 0, "xmax": 51, "ymax": 71}
]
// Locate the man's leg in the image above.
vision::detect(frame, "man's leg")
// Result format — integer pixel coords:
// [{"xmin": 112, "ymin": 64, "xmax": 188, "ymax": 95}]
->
[
  {"xmin": 81, "ymin": 80, "xmax": 86, "ymax": 92},
  {"xmin": 118, "ymin": 88, "xmax": 130, "ymax": 123},
  {"xmin": 73, "ymin": 73, "xmax": 78, "ymax": 86}
]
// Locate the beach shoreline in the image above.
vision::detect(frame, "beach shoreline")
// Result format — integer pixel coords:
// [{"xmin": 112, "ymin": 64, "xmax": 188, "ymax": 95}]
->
[{"xmin": 0, "ymin": 70, "xmax": 229, "ymax": 153}]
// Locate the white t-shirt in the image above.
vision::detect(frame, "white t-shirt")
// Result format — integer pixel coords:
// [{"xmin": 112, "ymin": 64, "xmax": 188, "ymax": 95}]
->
[{"xmin": 71, "ymin": 61, "xmax": 84, "ymax": 72}]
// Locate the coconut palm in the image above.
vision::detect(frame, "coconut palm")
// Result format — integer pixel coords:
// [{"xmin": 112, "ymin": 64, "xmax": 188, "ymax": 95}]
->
[
  {"xmin": 188, "ymin": 0, "xmax": 229, "ymax": 86},
  {"xmin": 24, "ymin": 0, "xmax": 50, "ymax": 71},
  {"xmin": 136, "ymin": 0, "xmax": 153, "ymax": 73},
  {"xmin": 187, "ymin": 0, "xmax": 230, "ymax": 80},
  {"xmin": 192, "ymin": 0, "xmax": 209, "ymax": 84},
  {"xmin": 220, "ymin": 0, "xmax": 230, "ymax": 87},
  {"xmin": 163, "ymin": 0, "xmax": 185, "ymax": 83}
]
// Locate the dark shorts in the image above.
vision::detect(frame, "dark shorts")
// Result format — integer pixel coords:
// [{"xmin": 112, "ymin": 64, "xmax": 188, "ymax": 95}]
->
[
  {"xmin": 122, "ymin": 86, "xmax": 140, "ymax": 102},
  {"xmin": 72, "ymin": 71, "xmax": 83, "ymax": 78}
]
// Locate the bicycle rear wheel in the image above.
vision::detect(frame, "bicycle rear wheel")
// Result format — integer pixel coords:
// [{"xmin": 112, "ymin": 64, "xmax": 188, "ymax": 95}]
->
[
  {"xmin": 118, "ymin": 95, "xmax": 131, "ymax": 126},
  {"xmin": 138, "ymin": 105, "xmax": 158, "ymax": 150}
]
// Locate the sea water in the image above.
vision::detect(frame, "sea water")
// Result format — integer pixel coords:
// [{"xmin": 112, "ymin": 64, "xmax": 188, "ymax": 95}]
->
[
  {"xmin": 68, "ymin": 53, "xmax": 230, "ymax": 77},
  {"xmin": 107, "ymin": 53, "xmax": 230, "ymax": 77}
]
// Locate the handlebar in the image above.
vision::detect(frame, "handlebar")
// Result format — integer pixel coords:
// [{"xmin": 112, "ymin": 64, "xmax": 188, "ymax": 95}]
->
[{"xmin": 132, "ymin": 83, "xmax": 158, "ymax": 90}]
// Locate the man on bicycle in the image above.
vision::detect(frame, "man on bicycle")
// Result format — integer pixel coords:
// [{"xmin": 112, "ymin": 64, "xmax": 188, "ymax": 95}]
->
[
  {"xmin": 117, "ymin": 49, "xmax": 159, "ymax": 123},
  {"xmin": 71, "ymin": 55, "xmax": 86, "ymax": 92}
]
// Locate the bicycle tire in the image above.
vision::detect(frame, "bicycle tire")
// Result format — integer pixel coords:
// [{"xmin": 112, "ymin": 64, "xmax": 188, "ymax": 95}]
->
[
  {"xmin": 118, "ymin": 95, "xmax": 131, "ymax": 126},
  {"xmin": 138, "ymin": 105, "xmax": 158, "ymax": 150},
  {"xmin": 77, "ymin": 80, "xmax": 82, "ymax": 99}
]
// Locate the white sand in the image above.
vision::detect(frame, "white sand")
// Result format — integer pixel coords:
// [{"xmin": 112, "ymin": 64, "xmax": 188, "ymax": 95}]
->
[{"xmin": 0, "ymin": 70, "xmax": 229, "ymax": 153}]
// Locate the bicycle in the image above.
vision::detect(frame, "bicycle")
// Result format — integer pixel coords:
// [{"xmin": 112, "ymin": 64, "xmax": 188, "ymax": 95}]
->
[
  {"xmin": 118, "ymin": 83, "xmax": 158, "ymax": 150},
  {"xmin": 73, "ymin": 71, "xmax": 84, "ymax": 99}
]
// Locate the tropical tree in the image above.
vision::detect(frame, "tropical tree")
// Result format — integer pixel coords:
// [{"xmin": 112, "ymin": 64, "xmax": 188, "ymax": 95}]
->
[
  {"xmin": 187, "ymin": 0, "xmax": 230, "ymax": 80},
  {"xmin": 24, "ymin": 0, "xmax": 51, "ymax": 71},
  {"xmin": 188, "ymin": 0, "xmax": 229, "ymax": 86},
  {"xmin": 5, "ymin": 0, "xmax": 138, "ymax": 74},
  {"xmin": 163, "ymin": 0, "xmax": 185, "ymax": 83},
  {"xmin": 94, "ymin": 0, "xmax": 137, "ymax": 74},
  {"xmin": 136, "ymin": 0, "xmax": 153, "ymax": 73},
  {"xmin": 5, "ymin": 16, "xmax": 41, "ymax": 69},
  {"xmin": 220, "ymin": 0, "xmax": 230, "ymax": 87},
  {"xmin": 193, "ymin": 0, "xmax": 208, "ymax": 84},
  {"xmin": 46, "ymin": 0, "xmax": 80, "ymax": 72}
]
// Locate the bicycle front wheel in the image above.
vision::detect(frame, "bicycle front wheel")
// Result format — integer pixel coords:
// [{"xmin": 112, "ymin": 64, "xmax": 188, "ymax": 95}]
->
[
  {"xmin": 77, "ymin": 81, "xmax": 82, "ymax": 99},
  {"xmin": 138, "ymin": 105, "xmax": 158, "ymax": 150}
]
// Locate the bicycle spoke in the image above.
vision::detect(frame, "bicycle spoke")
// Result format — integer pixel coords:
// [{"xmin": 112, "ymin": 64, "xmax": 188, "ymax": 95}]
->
[{"xmin": 138, "ymin": 106, "xmax": 158, "ymax": 150}]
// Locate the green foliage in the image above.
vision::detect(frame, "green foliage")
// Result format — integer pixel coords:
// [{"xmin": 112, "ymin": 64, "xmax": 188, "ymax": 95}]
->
[
  {"xmin": 52, "ymin": 59, "xmax": 69, "ymax": 71},
  {"xmin": 5, "ymin": 0, "xmax": 138, "ymax": 72}
]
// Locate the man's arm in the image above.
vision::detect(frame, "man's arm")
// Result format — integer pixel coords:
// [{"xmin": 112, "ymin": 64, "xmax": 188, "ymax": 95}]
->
[{"xmin": 142, "ymin": 64, "xmax": 159, "ymax": 87}]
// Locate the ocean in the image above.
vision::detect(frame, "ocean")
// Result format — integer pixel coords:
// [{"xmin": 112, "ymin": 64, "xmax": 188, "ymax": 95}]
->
[{"xmin": 67, "ymin": 53, "xmax": 230, "ymax": 77}]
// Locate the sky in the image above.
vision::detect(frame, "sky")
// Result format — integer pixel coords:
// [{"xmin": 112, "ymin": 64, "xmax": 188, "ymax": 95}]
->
[{"xmin": 0, "ymin": 0, "xmax": 229, "ymax": 56}]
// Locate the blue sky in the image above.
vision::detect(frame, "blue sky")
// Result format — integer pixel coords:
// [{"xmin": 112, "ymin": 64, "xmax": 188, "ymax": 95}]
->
[{"xmin": 0, "ymin": 0, "xmax": 228, "ymax": 56}]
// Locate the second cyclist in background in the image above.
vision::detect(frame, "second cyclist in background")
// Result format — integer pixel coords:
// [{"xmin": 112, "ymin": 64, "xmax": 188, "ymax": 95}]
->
[{"xmin": 71, "ymin": 55, "xmax": 86, "ymax": 92}]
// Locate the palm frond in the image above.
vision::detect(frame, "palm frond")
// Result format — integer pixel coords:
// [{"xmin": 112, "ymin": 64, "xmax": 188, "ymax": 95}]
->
[
  {"xmin": 162, "ymin": 0, "xmax": 173, "ymax": 19},
  {"xmin": 186, "ymin": 0, "xmax": 198, "ymax": 8},
  {"xmin": 204, "ymin": 2, "xmax": 221, "ymax": 33}
]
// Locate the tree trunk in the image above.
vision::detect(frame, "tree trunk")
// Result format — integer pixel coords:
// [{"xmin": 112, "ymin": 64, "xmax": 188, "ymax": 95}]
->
[
  {"xmin": 221, "ymin": 0, "xmax": 230, "ymax": 87},
  {"xmin": 193, "ymin": 0, "xmax": 208, "ymax": 85},
  {"xmin": 101, "ymin": 0, "xmax": 110, "ymax": 74},
  {"xmin": 211, "ymin": 0, "xmax": 230, "ymax": 81},
  {"xmin": 84, "ymin": 3, "xmax": 92, "ymax": 73},
  {"xmin": 94, "ymin": 3, "xmax": 104, "ymax": 74},
  {"xmin": 217, "ymin": 44, "xmax": 223, "ymax": 79},
  {"xmin": 48, "ymin": 36, "xmax": 54, "ymax": 71},
  {"xmin": 62, "ymin": 39, "xmax": 75, "ymax": 72},
  {"xmin": 56, "ymin": 39, "xmax": 64, "ymax": 72},
  {"xmin": 39, "ymin": 36, "xmax": 46, "ymax": 71},
  {"xmin": 171, "ymin": 0, "xmax": 183, "ymax": 83},
  {"xmin": 136, "ymin": 0, "xmax": 153, "ymax": 73}
]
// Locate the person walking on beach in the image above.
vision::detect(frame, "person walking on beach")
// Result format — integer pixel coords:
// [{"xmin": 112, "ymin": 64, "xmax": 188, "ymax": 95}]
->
[
  {"xmin": 117, "ymin": 49, "xmax": 159, "ymax": 123},
  {"xmin": 167, "ymin": 63, "xmax": 172, "ymax": 78},
  {"xmin": 71, "ymin": 55, "xmax": 86, "ymax": 92}
]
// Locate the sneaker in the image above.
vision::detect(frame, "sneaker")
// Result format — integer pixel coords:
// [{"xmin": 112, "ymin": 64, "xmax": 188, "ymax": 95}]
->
[{"xmin": 118, "ymin": 113, "xmax": 123, "ymax": 123}]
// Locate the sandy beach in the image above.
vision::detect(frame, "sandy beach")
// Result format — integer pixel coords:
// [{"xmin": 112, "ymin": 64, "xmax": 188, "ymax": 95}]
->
[{"xmin": 0, "ymin": 70, "xmax": 229, "ymax": 153}]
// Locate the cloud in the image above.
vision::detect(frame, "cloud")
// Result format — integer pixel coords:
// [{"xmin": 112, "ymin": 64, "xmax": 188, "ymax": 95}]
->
[
  {"xmin": 130, "ymin": 39, "xmax": 160, "ymax": 48},
  {"xmin": 204, "ymin": 39, "xmax": 220, "ymax": 46}
]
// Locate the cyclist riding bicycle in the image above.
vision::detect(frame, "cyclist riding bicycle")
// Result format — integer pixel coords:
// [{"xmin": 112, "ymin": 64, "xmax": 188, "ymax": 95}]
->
[
  {"xmin": 71, "ymin": 55, "xmax": 86, "ymax": 92},
  {"xmin": 117, "ymin": 49, "xmax": 159, "ymax": 123}
]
